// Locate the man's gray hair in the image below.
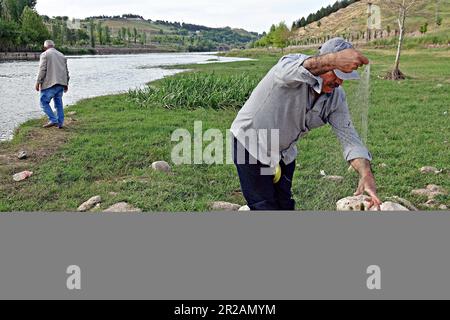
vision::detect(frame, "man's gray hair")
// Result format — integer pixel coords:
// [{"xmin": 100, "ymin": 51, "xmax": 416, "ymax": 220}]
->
[{"xmin": 44, "ymin": 40, "xmax": 55, "ymax": 48}]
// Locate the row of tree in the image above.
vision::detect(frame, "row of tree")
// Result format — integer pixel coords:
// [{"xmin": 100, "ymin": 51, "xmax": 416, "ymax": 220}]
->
[{"xmin": 292, "ymin": 0, "xmax": 359, "ymax": 30}]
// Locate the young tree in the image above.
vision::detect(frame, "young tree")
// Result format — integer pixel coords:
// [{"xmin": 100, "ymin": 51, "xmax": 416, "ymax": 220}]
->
[
  {"xmin": 272, "ymin": 22, "xmax": 290, "ymax": 53},
  {"xmin": 380, "ymin": 0, "xmax": 425, "ymax": 80},
  {"xmin": 89, "ymin": 19, "xmax": 95, "ymax": 47},
  {"xmin": 19, "ymin": 6, "xmax": 50, "ymax": 48},
  {"xmin": 133, "ymin": 27, "xmax": 137, "ymax": 44},
  {"xmin": 104, "ymin": 25, "xmax": 111, "ymax": 44},
  {"xmin": 96, "ymin": 20, "xmax": 103, "ymax": 45}
]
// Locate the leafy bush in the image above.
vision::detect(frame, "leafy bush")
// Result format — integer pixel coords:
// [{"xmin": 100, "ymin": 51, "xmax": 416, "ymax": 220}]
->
[{"xmin": 129, "ymin": 72, "xmax": 260, "ymax": 110}]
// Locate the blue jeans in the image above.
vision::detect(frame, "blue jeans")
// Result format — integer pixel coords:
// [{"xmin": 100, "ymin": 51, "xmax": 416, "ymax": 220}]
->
[
  {"xmin": 40, "ymin": 85, "xmax": 65, "ymax": 127},
  {"xmin": 232, "ymin": 137, "xmax": 296, "ymax": 211}
]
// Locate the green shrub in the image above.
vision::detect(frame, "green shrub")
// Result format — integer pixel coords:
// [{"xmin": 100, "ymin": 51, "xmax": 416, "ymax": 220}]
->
[{"xmin": 128, "ymin": 72, "xmax": 261, "ymax": 110}]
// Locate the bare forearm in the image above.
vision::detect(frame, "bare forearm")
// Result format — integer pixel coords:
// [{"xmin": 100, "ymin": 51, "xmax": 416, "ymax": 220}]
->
[
  {"xmin": 303, "ymin": 48, "xmax": 370, "ymax": 76},
  {"xmin": 303, "ymin": 53, "xmax": 336, "ymax": 76},
  {"xmin": 350, "ymin": 158, "xmax": 373, "ymax": 178}
]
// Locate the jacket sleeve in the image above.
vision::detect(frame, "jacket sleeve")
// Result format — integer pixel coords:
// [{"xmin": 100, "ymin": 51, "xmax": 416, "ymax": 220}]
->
[
  {"xmin": 36, "ymin": 53, "xmax": 47, "ymax": 84},
  {"xmin": 65, "ymin": 57, "xmax": 70, "ymax": 85},
  {"xmin": 327, "ymin": 93, "xmax": 372, "ymax": 162},
  {"xmin": 273, "ymin": 54, "xmax": 323, "ymax": 92}
]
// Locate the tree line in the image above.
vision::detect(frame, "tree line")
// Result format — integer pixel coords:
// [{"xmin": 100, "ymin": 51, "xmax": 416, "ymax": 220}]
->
[
  {"xmin": 292, "ymin": 0, "xmax": 359, "ymax": 29},
  {"xmin": 0, "ymin": 0, "xmax": 50, "ymax": 51}
]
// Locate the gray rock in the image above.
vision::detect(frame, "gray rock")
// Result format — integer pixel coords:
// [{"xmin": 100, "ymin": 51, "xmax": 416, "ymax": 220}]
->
[
  {"xmin": 376, "ymin": 202, "xmax": 409, "ymax": 211},
  {"xmin": 17, "ymin": 151, "xmax": 28, "ymax": 160},
  {"xmin": 323, "ymin": 175, "xmax": 344, "ymax": 183},
  {"xmin": 336, "ymin": 195, "xmax": 372, "ymax": 211},
  {"xmin": 239, "ymin": 205, "xmax": 251, "ymax": 211},
  {"xmin": 337, "ymin": 196, "xmax": 409, "ymax": 212},
  {"xmin": 68, "ymin": 111, "xmax": 77, "ymax": 116},
  {"xmin": 104, "ymin": 202, "xmax": 142, "ymax": 213},
  {"xmin": 12, "ymin": 171, "xmax": 33, "ymax": 182},
  {"xmin": 412, "ymin": 185, "xmax": 447, "ymax": 199},
  {"xmin": 386, "ymin": 196, "xmax": 419, "ymax": 211},
  {"xmin": 420, "ymin": 166, "xmax": 442, "ymax": 174},
  {"xmin": 439, "ymin": 205, "xmax": 448, "ymax": 210},
  {"xmin": 210, "ymin": 201, "xmax": 241, "ymax": 211},
  {"xmin": 151, "ymin": 161, "xmax": 171, "ymax": 173},
  {"xmin": 77, "ymin": 196, "xmax": 102, "ymax": 212}
]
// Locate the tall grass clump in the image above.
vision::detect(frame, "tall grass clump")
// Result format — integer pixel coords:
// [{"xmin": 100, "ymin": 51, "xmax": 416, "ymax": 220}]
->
[{"xmin": 129, "ymin": 72, "xmax": 260, "ymax": 110}]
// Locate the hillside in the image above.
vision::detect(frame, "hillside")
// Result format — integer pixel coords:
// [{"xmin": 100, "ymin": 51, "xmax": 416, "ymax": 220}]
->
[
  {"xmin": 82, "ymin": 17, "xmax": 260, "ymax": 52},
  {"xmin": 291, "ymin": 0, "xmax": 450, "ymax": 43}
]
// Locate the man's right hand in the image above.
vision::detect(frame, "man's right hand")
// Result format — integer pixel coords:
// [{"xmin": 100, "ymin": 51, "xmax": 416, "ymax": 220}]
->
[
  {"xmin": 332, "ymin": 49, "xmax": 370, "ymax": 73},
  {"xmin": 64, "ymin": 86, "xmax": 68, "ymax": 93},
  {"xmin": 35, "ymin": 83, "xmax": 41, "ymax": 92}
]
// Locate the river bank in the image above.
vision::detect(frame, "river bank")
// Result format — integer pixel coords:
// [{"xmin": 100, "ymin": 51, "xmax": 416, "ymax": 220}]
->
[
  {"xmin": 0, "ymin": 48, "xmax": 448, "ymax": 212},
  {"xmin": 0, "ymin": 46, "xmax": 212, "ymax": 61}
]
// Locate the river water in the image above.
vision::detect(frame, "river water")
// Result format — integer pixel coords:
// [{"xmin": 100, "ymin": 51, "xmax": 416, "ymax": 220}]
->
[{"xmin": 0, "ymin": 52, "xmax": 249, "ymax": 141}]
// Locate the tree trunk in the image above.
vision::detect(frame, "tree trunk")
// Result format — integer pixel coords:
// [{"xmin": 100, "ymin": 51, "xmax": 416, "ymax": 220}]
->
[{"xmin": 392, "ymin": 8, "xmax": 406, "ymax": 79}]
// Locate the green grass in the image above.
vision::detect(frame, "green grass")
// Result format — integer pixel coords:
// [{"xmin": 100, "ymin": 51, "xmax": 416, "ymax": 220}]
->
[
  {"xmin": 0, "ymin": 47, "xmax": 449, "ymax": 212},
  {"xmin": 129, "ymin": 72, "xmax": 261, "ymax": 110}
]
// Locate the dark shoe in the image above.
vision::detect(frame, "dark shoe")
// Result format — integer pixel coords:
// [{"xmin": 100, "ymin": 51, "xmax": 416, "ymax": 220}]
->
[
  {"xmin": 43, "ymin": 122, "xmax": 57, "ymax": 128},
  {"xmin": 58, "ymin": 126, "xmax": 64, "ymax": 129}
]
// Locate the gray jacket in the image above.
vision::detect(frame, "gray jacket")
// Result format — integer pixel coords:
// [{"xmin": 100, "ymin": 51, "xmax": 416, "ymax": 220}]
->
[
  {"xmin": 230, "ymin": 54, "xmax": 372, "ymax": 166},
  {"xmin": 36, "ymin": 48, "xmax": 70, "ymax": 90}
]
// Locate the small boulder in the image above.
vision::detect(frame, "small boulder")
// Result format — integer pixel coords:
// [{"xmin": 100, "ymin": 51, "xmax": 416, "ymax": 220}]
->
[
  {"xmin": 376, "ymin": 202, "xmax": 409, "ymax": 211},
  {"xmin": 323, "ymin": 175, "xmax": 344, "ymax": 183},
  {"xmin": 12, "ymin": 171, "xmax": 33, "ymax": 182},
  {"xmin": 239, "ymin": 205, "xmax": 251, "ymax": 211},
  {"xmin": 386, "ymin": 196, "xmax": 419, "ymax": 211},
  {"xmin": 439, "ymin": 205, "xmax": 448, "ymax": 210},
  {"xmin": 337, "ymin": 195, "xmax": 372, "ymax": 211},
  {"xmin": 151, "ymin": 161, "xmax": 171, "ymax": 173},
  {"xmin": 104, "ymin": 202, "xmax": 142, "ymax": 213},
  {"xmin": 420, "ymin": 166, "xmax": 442, "ymax": 174},
  {"xmin": 337, "ymin": 196, "xmax": 409, "ymax": 212},
  {"xmin": 77, "ymin": 196, "xmax": 102, "ymax": 212},
  {"xmin": 17, "ymin": 151, "xmax": 28, "ymax": 160},
  {"xmin": 412, "ymin": 185, "xmax": 447, "ymax": 199},
  {"xmin": 210, "ymin": 201, "xmax": 241, "ymax": 211}
]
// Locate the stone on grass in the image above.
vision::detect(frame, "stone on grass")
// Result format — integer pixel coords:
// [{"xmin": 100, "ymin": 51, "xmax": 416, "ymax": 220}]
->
[
  {"xmin": 376, "ymin": 202, "xmax": 409, "ymax": 211},
  {"xmin": 104, "ymin": 202, "xmax": 142, "ymax": 213},
  {"xmin": 386, "ymin": 196, "xmax": 419, "ymax": 211},
  {"xmin": 420, "ymin": 166, "xmax": 442, "ymax": 174},
  {"xmin": 411, "ymin": 185, "xmax": 447, "ymax": 199},
  {"xmin": 68, "ymin": 111, "xmax": 77, "ymax": 116},
  {"xmin": 323, "ymin": 175, "xmax": 344, "ymax": 183},
  {"xmin": 337, "ymin": 196, "xmax": 409, "ymax": 211},
  {"xmin": 439, "ymin": 205, "xmax": 448, "ymax": 210},
  {"xmin": 17, "ymin": 151, "xmax": 28, "ymax": 160},
  {"xmin": 151, "ymin": 161, "xmax": 171, "ymax": 173},
  {"xmin": 77, "ymin": 196, "xmax": 102, "ymax": 212},
  {"xmin": 239, "ymin": 205, "xmax": 251, "ymax": 211},
  {"xmin": 337, "ymin": 195, "xmax": 372, "ymax": 211},
  {"xmin": 12, "ymin": 171, "xmax": 33, "ymax": 182},
  {"xmin": 210, "ymin": 201, "xmax": 241, "ymax": 211},
  {"xmin": 379, "ymin": 163, "xmax": 388, "ymax": 168}
]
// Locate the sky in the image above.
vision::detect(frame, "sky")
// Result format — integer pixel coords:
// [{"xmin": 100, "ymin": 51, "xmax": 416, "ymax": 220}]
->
[{"xmin": 35, "ymin": 0, "xmax": 339, "ymax": 33}]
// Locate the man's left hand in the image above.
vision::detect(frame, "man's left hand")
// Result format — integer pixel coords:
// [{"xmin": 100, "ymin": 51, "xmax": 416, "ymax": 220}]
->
[
  {"xmin": 354, "ymin": 174, "xmax": 382, "ymax": 210},
  {"xmin": 35, "ymin": 83, "xmax": 41, "ymax": 92}
]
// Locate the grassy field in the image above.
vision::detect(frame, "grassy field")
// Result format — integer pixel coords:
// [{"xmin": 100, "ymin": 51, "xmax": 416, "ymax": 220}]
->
[{"xmin": 0, "ymin": 47, "xmax": 448, "ymax": 212}]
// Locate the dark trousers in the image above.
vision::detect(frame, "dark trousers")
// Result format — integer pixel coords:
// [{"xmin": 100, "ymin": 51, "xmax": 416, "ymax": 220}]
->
[{"xmin": 232, "ymin": 137, "xmax": 296, "ymax": 211}]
